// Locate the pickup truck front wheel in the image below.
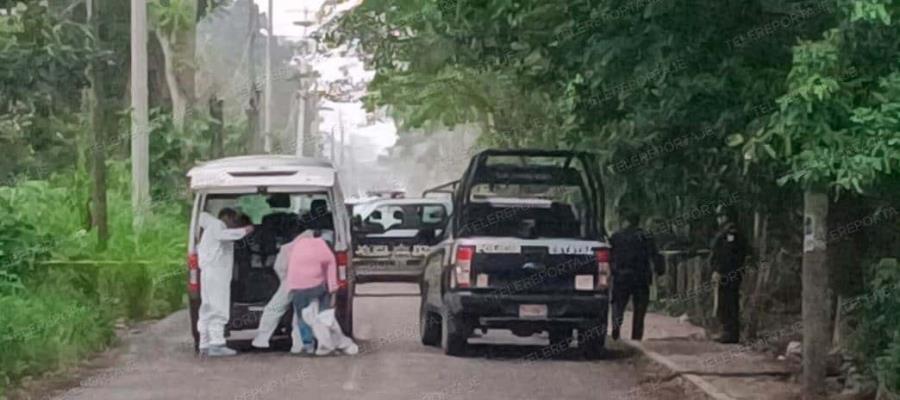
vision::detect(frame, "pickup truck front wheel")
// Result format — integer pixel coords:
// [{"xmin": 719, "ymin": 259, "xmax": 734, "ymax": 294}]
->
[
  {"xmin": 441, "ymin": 309, "xmax": 468, "ymax": 356},
  {"xmin": 420, "ymin": 303, "xmax": 441, "ymax": 346}
]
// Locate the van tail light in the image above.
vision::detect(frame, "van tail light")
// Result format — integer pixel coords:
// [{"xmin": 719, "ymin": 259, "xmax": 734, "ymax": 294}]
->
[
  {"xmin": 595, "ymin": 248, "xmax": 611, "ymax": 290},
  {"xmin": 453, "ymin": 246, "xmax": 474, "ymax": 289},
  {"xmin": 336, "ymin": 250, "xmax": 349, "ymax": 288},
  {"xmin": 188, "ymin": 252, "xmax": 200, "ymax": 294}
]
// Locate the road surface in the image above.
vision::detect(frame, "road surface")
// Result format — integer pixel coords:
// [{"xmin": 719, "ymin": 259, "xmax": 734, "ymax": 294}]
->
[{"xmin": 47, "ymin": 284, "xmax": 691, "ymax": 400}]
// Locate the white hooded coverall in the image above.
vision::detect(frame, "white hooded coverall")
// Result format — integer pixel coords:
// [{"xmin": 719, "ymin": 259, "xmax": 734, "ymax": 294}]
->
[
  {"xmin": 253, "ymin": 243, "xmax": 299, "ymax": 347},
  {"xmin": 197, "ymin": 212, "xmax": 250, "ymax": 349}
]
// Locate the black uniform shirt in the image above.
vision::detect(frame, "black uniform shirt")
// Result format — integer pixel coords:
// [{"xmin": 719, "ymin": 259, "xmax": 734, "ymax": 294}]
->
[
  {"xmin": 610, "ymin": 226, "xmax": 664, "ymax": 285},
  {"xmin": 710, "ymin": 222, "xmax": 748, "ymax": 276}
]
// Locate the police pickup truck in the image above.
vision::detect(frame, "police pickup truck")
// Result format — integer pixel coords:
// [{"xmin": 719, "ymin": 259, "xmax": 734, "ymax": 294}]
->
[{"xmin": 418, "ymin": 149, "xmax": 611, "ymax": 358}]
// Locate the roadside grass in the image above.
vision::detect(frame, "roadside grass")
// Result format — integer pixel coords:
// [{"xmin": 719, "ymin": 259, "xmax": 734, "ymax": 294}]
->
[{"xmin": 0, "ymin": 171, "xmax": 187, "ymax": 396}]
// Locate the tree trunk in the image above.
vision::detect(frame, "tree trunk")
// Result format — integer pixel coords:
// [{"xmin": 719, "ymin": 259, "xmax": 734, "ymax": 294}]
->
[
  {"xmin": 155, "ymin": 30, "xmax": 188, "ymax": 131},
  {"xmin": 88, "ymin": 0, "xmax": 109, "ymax": 249},
  {"xmin": 175, "ymin": 0, "xmax": 198, "ymax": 128},
  {"xmin": 747, "ymin": 213, "xmax": 769, "ymax": 339},
  {"xmin": 802, "ymin": 189, "xmax": 830, "ymax": 399}
]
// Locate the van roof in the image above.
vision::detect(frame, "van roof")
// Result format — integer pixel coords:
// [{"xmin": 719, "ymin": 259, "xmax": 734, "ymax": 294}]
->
[{"xmin": 187, "ymin": 155, "xmax": 337, "ymax": 191}]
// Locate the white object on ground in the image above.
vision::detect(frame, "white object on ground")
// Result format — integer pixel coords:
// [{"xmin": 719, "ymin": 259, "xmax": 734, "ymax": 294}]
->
[
  {"xmin": 786, "ymin": 341, "xmax": 802, "ymax": 356},
  {"xmin": 301, "ymin": 299, "xmax": 358, "ymax": 356}
]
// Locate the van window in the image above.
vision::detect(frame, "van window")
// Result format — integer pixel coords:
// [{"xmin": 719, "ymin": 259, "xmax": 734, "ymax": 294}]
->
[{"xmin": 203, "ymin": 192, "xmax": 333, "ymax": 229}]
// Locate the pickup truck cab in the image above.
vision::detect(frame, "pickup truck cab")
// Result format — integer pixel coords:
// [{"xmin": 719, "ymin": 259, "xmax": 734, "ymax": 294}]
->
[
  {"xmin": 419, "ymin": 149, "xmax": 610, "ymax": 358},
  {"xmin": 186, "ymin": 155, "xmax": 355, "ymax": 349}
]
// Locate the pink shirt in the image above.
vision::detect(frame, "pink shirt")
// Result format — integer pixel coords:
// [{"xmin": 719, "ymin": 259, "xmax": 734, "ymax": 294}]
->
[{"xmin": 285, "ymin": 237, "xmax": 338, "ymax": 292}]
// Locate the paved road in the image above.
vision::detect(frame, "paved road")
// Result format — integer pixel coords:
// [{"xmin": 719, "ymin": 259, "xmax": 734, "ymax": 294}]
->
[{"xmin": 49, "ymin": 284, "xmax": 683, "ymax": 400}]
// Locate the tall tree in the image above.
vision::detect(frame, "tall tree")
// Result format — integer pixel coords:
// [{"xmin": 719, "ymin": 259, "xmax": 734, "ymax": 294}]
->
[
  {"xmin": 149, "ymin": 0, "xmax": 197, "ymax": 131},
  {"xmin": 87, "ymin": 0, "xmax": 109, "ymax": 247}
]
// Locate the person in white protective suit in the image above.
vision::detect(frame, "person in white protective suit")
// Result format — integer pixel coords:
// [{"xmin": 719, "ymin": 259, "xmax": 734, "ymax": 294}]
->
[
  {"xmin": 197, "ymin": 208, "xmax": 253, "ymax": 357},
  {"xmin": 283, "ymin": 229, "xmax": 357, "ymax": 356},
  {"xmin": 252, "ymin": 232, "xmax": 314, "ymax": 353},
  {"xmin": 252, "ymin": 229, "xmax": 337, "ymax": 353}
]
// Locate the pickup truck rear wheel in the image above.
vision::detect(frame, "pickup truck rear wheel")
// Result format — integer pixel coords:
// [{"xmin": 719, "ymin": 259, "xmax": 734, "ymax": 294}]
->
[
  {"xmin": 441, "ymin": 309, "xmax": 468, "ymax": 356},
  {"xmin": 549, "ymin": 328, "xmax": 572, "ymax": 347},
  {"xmin": 580, "ymin": 323, "xmax": 607, "ymax": 360}
]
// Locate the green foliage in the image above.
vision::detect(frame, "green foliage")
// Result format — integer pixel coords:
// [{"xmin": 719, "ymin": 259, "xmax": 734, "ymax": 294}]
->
[
  {"xmin": 851, "ymin": 258, "xmax": 900, "ymax": 393},
  {"xmin": 751, "ymin": 1, "xmax": 900, "ymax": 192},
  {"xmin": 150, "ymin": 0, "xmax": 197, "ymax": 37},
  {"xmin": 0, "ymin": 168, "xmax": 186, "ymax": 394},
  {"xmin": 0, "ymin": 2, "xmax": 97, "ymax": 177},
  {"xmin": 0, "ymin": 289, "xmax": 115, "ymax": 391}
]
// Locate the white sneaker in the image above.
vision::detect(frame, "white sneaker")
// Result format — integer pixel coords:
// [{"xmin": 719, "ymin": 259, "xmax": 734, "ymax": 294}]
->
[
  {"xmin": 315, "ymin": 347, "xmax": 334, "ymax": 356},
  {"xmin": 340, "ymin": 343, "xmax": 359, "ymax": 355},
  {"xmin": 251, "ymin": 337, "xmax": 270, "ymax": 349},
  {"xmin": 207, "ymin": 345, "xmax": 238, "ymax": 357},
  {"xmin": 291, "ymin": 344, "xmax": 315, "ymax": 355}
]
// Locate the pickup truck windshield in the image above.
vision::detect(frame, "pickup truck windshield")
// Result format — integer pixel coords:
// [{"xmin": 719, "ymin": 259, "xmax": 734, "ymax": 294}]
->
[
  {"xmin": 457, "ymin": 152, "xmax": 599, "ymax": 239},
  {"xmin": 355, "ymin": 203, "xmax": 448, "ymax": 237},
  {"xmin": 463, "ymin": 182, "xmax": 586, "ymax": 238}
]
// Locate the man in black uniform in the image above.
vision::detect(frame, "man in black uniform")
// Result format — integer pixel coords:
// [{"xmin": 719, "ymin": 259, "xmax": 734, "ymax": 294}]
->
[
  {"xmin": 610, "ymin": 209, "xmax": 665, "ymax": 341},
  {"xmin": 709, "ymin": 206, "xmax": 748, "ymax": 344}
]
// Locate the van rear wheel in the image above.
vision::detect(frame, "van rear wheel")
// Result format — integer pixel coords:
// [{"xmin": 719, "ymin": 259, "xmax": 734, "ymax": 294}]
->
[
  {"xmin": 336, "ymin": 282, "xmax": 354, "ymax": 338},
  {"xmin": 189, "ymin": 297, "xmax": 201, "ymax": 353}
]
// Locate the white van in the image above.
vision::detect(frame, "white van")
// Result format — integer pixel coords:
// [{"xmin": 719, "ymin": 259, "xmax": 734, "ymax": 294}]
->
[{"xmin": 186, "ymin": 155, "xmax": 354, "ymax": 350}]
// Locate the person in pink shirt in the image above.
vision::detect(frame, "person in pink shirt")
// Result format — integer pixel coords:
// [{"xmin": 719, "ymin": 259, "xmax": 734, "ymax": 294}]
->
[{"xmin": 286, "ymin": 229, "xmax": 338, "ymax": 354}]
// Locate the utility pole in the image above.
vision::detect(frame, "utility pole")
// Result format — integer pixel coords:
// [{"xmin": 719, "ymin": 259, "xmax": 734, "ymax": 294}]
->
[
  {"xmin": 293, "ymin": 7, "xmax": 315, "ymax": 157},
  {"xmin": 246, "ymin": 0, "xmax": 260, "ymax": 153},
  {"xmin": 131, "ymin": 0, "xmax": 150, "ymax": 226},
  {"xmin": 338, "ymin": 107, "xmax": 346, "ymax": 166},
  {"xmin": 263, "ymin": 0, "xmax": 274, "ymax": 153}
]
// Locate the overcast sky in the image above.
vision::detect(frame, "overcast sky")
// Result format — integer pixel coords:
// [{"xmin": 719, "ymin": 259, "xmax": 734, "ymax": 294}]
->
[{"xmin": 254, "ymin": 0, "xmax": 398, "ymax": 196}]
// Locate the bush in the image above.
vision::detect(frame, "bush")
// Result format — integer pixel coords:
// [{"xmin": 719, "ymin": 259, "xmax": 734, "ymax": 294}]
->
[
  {"xmin": 0, "ymin": 170, "xmax": 188, "ymax": 395},
  {"xmin": 0, "ymin": 289, "xmax": 114, "ymax": 390},
  {"xmin": 852, "ymin": 258, "xmax": 900, "ymax": 394}
]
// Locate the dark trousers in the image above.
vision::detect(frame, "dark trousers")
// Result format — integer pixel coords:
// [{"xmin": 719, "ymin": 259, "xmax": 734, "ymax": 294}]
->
[
  {"xmin": 717, "ymin": 281, "xmax": 741, "ymax": 340},
  {"xmin": 611, "ymin": 278, "xmax": 650, "ymax": 340}
]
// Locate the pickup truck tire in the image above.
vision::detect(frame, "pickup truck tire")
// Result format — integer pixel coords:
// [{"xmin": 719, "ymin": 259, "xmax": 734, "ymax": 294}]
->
[
  {"xmin": 441, "ymin": 309, "xmax": 468, "ymax": 356},
  {"xmin": 580, "ymin": 323, "xmax": 607, "ymax": 360},
  {"xmin": 549, "ymin": 328, "xmax": 572, "ymax": 347},
  {"xmin": 420, "ymin": 303, "xmax": 441, "ymax": 346}
]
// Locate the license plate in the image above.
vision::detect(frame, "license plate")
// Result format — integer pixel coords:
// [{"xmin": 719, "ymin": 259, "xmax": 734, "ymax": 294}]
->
[
  {"xmin": 518, "ymin": 304, "xmax": 548, "ymax": 319},
  {"xmin": 575, "ymin": 275, "xmax": 594, "ymax": 290}
]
